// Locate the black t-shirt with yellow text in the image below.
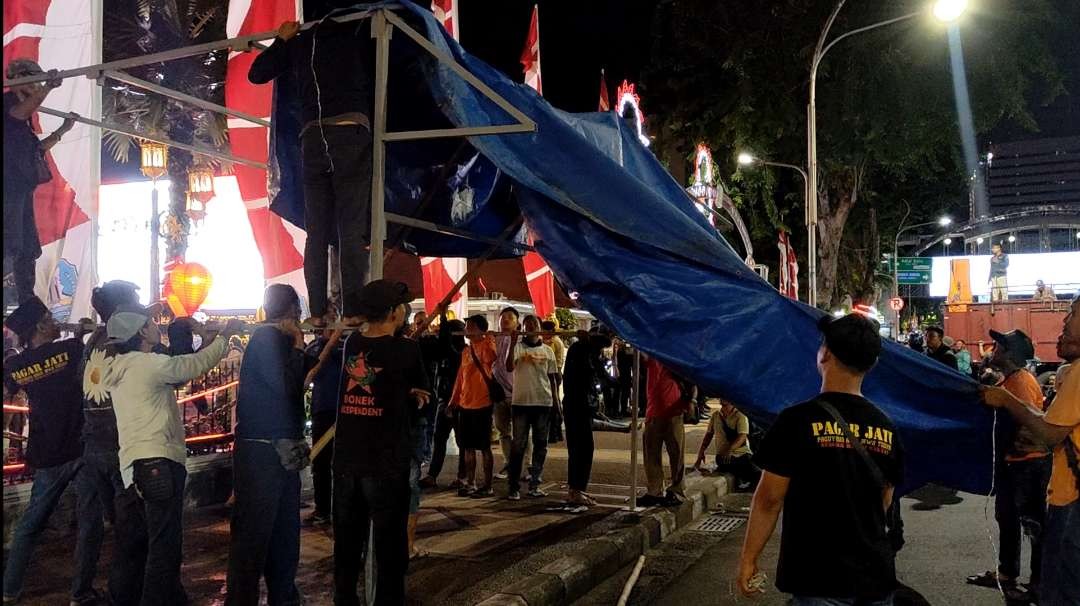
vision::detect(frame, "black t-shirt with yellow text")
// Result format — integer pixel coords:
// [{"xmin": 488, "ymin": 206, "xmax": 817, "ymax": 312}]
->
[
  {"xmin": 4, "ymin": 339, "xmax": 85, "ymax": 468},
  {"xmin": 754, "ymin": 392, "xmax": 905, "ymax": 601},
  {"xmin": 334, "ymin": 334, "xmax": 429, "ymax": 478}
]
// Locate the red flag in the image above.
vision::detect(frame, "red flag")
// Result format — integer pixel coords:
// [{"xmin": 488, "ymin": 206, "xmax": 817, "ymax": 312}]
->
[
  {"xmin": 421, "ymin": 257, "xmax": 468, "ymax": 318},
  {"xmin": 431, "ymin": 0, "xmax": 458, "ymax": 40},
  {"xmin": 598, "ymin": 69, "xmax": 610, "ymax": 112},
  {"xmin": 777, "ymin": 231, "xmax": 799, "ymax": 300},
  {"xmin": 520, "ymin": 5, "xmax": 542, "ymax": 94},
  {"xmin": 523, "ymin": 250, "xmax": 555, "ymax": 319}
]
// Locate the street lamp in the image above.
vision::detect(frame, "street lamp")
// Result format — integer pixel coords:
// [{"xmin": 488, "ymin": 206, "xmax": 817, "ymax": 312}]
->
[
  {"xmin": 140, "ymin": 139, "xmax": 169, "ymax": 302},
  {"xmin": 807, "ymin": 0, "xmax": 969, "ymax": 307},
  {"xmin": 737, "ymin": 153, "xmax": 810, "ymax": 281}
]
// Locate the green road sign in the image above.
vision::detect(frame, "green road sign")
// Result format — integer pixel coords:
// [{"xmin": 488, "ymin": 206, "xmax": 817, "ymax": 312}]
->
[{"xmin": 894, "ymin": 257, "xmax": 932, "ymax": 285}]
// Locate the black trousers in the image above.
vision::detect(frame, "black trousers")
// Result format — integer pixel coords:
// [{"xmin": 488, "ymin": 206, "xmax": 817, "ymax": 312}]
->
[
  {"xmin": 714, "ymin": 455, "xmax": 760, "ymax": 489},
  {"xmin": 995, "ymin": 457, "xmax": 1052, "ymax": 584},
  {"xmin": 226, "ymin": 441, "xmax": 302, "ymax": 606},
  {"xmin": 312, "ymin": 411, "xmax": 336, "ymax": 516},
  {"xmin": 300, "ymin": 125, "xmax": 372, "ymax": 318},
  {"xmin": 333, "ymin": 470, "xmax": 410, "ymax": 606},
  {"xmin": 564, "ymin": 405, "xmax": 594, "ymax": 491},
  {"xmin": 110, "ymin": 458, "xmax": 188, "ymax": 606},
  {"xmin": 427, "ymin": 404, "xmax": 465, "ymax": 481}
]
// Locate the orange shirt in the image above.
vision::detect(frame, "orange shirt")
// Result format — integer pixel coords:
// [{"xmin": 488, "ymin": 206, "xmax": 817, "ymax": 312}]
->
[
  {"xmin": 449, "ymin": 336, "xmax": 496, "ymax": 410},
  {"xmin": 1045, "ymin": 364, "xmax": 1080, "ymax": 507},
  {"xmin": 1001, "ymin": 369, "xmax": 1049, "ymax": 462}
]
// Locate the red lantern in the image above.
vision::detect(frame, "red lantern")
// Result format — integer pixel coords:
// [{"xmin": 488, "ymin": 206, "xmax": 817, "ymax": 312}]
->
[{"xmin": 164, "ymin": 262, "xmax": 212, "ymax": 317}]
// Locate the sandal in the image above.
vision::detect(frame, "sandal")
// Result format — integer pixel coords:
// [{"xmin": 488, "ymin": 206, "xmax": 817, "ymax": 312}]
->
[{"xmin": 965, "ymin": 571, "xmax": 1014, "ymax": 589}]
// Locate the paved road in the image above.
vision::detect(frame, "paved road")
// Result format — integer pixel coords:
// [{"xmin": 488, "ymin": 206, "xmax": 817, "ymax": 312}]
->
[{"xmin": 578, "ymin": 492, "xmax": 1026, "ymax": 606}]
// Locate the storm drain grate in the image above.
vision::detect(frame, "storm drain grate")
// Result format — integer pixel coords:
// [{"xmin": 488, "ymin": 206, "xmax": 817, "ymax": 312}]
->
[{"xmin": 690, "ymin": 514, "xmax": 745, "ymax": 534}]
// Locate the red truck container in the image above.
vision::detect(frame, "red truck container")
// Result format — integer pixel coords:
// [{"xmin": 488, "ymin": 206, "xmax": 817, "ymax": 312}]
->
[{"xmin": 943, "ymin": 300, "xmax": 1069, "ymax": 363}]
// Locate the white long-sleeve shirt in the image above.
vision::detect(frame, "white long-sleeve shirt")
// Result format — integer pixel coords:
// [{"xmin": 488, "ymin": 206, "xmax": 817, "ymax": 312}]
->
[{"xmin": 105, "ymin": 336, "xmax": 227, "ymax": 486}]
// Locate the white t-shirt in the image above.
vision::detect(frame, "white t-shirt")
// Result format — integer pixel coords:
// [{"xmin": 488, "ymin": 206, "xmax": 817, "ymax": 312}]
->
[{"xmin": 511, "ymin": 341, "xmax": 557, "ymax": 407}]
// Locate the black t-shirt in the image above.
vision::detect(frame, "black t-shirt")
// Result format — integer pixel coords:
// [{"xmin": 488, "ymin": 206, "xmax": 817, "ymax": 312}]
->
[
  {"xmin": 334, "ymin": 333, "xmax": 429, "ymax": 477},
  {"xmin": 80, "ymin": 329, "xmax": 120, "ymax": 453},
  {"xmin": 4, "ymin": 339, "xmax": 85, "ymax": 468},
  {"xmin": 754, "ymin": 393, "xmax": 905, "ymax": 600},
  {"xmin": 563, "ymin": 341, "xmax": 607, "ymax": 411}
]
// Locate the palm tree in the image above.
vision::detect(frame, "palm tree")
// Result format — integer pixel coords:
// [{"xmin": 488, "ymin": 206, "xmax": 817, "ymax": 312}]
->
[{"xmin": 101, "ymin": 0, "xmax": 229, "ymax": 260}]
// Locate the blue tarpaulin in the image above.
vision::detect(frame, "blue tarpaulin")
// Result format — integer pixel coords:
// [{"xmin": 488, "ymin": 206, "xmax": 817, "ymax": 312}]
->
[{"xmin": 268, "ymin": 1, "xmax": 992, "ymax": 494}]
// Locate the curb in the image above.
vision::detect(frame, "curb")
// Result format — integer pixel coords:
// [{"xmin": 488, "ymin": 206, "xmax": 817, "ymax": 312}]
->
[{"xmin": 476, "ymin": 474, "xmax": 731, "ymax": 606}]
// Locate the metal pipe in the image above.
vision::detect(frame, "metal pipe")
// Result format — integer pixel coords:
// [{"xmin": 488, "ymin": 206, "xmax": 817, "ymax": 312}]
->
[
  {"xmin": 383, "ymin": 124, "xmax": 535, "ymax": 141},
  {"xmin": 386, "ymin": 213, "xmax": 532, "ymax": 254},
  {"xmin": 369, "ymin": 11, "xmax": 392, "ymax": 281},
  {"xmin": 104, "ymin": 70, "xmax": 271, "ymax": 128},
  {"xmin": 628, "ymin": 349, "xmax": 641, "ymax": 510},
  {"xmin": 37, "ymin": 107, "xmax": 267, "ymax": 169},
  {"xmin": 150, "ymin": 186, "xmax": 161, "ymax": 301}
]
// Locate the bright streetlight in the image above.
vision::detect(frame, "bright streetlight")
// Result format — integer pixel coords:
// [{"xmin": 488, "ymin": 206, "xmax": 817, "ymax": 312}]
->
[
  {"xmin": 737, "ymin": 152, "xmax": 755, "ymax": 166},
  {"xmin": 737, "ymin": 152, "xmax": 811, "ymax": 286},
  {"xmin": 943, "ymin": 237, "xmax": 953, "ymax": 246},
  {"xmin": 976, "ymin": 237, "xmax": 984, "ymax": 244},
  {"xmin": 807, "ymin": 0, "xmax": 970, "ymax": 307},
  {"xmin": 1008, "ymin": 234, "xmax": 1016, "ymax": 242},
  {"xmin": 939, "ymin": 216, "xmax": 953, "ymax": 226},
  {"xmin": 933, "ymin": 0, "xmax": 968, "ymax": 23}
]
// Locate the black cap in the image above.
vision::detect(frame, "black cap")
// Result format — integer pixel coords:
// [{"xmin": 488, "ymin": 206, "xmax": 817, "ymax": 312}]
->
[
  {"xmin": 357, "ymin": 280, "xmax": 412, "ymax": 319},
  {"xmin": 4, "ymin": 297, "xmax": 50, "ymax": 338},
  {"xmin": 989, "ymin": 329, "xmax": 1035, "ymax": 365},
  {"xmin": 91, "ymin": 280, "xmax": 141, "ymax": 320},
  {"xmin": 818, "ymin": 313, "xmax": 882, "ymax": 373},
  {"xmin": 263, "ymin": 284, "xmax": 301, "ymax": 320}
]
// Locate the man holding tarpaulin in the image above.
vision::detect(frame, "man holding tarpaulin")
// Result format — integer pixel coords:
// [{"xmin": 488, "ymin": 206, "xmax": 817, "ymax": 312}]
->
[
  {"xmin": 248, "ymin": 12, "xmax": 374, "ymax": 327},
  {"xmin": 983, "ymin": 296, "xmax": 1080, "ymax": 606}
]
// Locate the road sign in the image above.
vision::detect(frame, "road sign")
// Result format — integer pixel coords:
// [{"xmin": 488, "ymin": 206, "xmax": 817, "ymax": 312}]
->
[
  {"xmin": 895, "ymin": 257, "xmax": 932, "ymax": 285},
  {"xmin": 889, "ymin": 297, "xmax": 905, "ymax": 311}
]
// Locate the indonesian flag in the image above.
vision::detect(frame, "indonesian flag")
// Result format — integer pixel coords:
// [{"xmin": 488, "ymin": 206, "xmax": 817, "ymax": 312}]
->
[
  {"xmin": 519, "ymin": 6, "xmax": 555, "ymax": 320},
  {"xmin": 598, "ymin": 69, "xmax": 610, "ymax": 112},
  {"xmin": 777, "ymin": 231, "xmax": 799, "ymax": 300},
  {"xmin": 3, "ymin": 0, "xmax": 99, "ymax": 321},
  {"xmin": 520, "ymin": 5, "xmax": 542, "ymax": 94},
  {"xmin": 225, "ymin": 0, "xmax": 307, "ymax": 300},
  {"xmin": 421, "ymin": 1, "xmax": 468, "ymax": 321},
  {"xmin": 431, "ymin": 0, "xmax": 458, "ymax": 40}
]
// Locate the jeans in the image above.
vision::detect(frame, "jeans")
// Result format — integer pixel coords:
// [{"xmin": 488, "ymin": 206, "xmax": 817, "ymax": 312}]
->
[
  {"xmin": 301, "ymin": 125, "xmax": 372, "ymax": 318},
  {"xmin": 643, "ymin": 416, "xmax": 685, "ymax": 498},
  {"xmin": 109, "ymin": 458, "xmax": 188, "ymax": 606},
  {"xmin": 427, "ymin": 404, "xmax": 465, "ymax": 482},
  {"xmin": 333, "ymin": 470, "xmax": 410, "ymax": 606},
  {"xmin": 789, "ymin": 595, "xmax": 894, "ymax": 606},
  {"xmin": 226, "ymin": 441, "xmax": 302, "ymax": 606},
  {"xmin": 715, "ymin": 454, "xmax": 761, "ymax": 489},
  {"xmin": 995, "ymin": 457, "xmax": 1051, "ymax": 583},
  {"xmin": 508, "ymin": 406, "xmax": 551, "ymax": 494},
  {"xmin": 2, "ymin": 457, "xmax": 100, "ymax": 601},
  {"xmin": 1041, "ymin": 500, "xmax": 1080, "ymax": 606},
  {"xmin": 76, "ymin": 450, "xmax": 125, "ymax": 594},
  {"xmin": 311, "ymin": 410, "xmax": 336, "ymax": 516},
  {"xmin": 564, "ymin": 405, "xmax": 594, "ymax": 492},
  {"xmin": 409, "ymin": 419, "xmax": 431, "ymax": 514}
]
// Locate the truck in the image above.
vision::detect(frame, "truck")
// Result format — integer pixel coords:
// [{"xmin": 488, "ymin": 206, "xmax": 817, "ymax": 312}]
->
[{"xmin": 943, "ymin": 299, "xmax": 1069, "ymax": 383}]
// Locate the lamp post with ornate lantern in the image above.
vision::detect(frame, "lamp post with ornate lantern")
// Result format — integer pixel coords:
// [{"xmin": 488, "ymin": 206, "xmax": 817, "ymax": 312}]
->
[
  {"xmin": 186, "ymin": 162, "xmax": 215, "ymax": 224},
  {"xmin": 140, "ymin": 140, "xmax": 168, "ymax": 301}
]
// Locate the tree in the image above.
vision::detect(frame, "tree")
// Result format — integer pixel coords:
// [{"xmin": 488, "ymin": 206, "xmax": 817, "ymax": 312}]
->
[
  {"xmin": 643, "ymin": 0, "xmax": 1071, "ymax": 307},
  {"xmin": 101, "ymin": 0, "xmax": 229, "ymax": 261}
]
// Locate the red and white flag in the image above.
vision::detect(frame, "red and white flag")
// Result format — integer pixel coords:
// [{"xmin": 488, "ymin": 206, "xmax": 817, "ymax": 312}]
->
[
  {"xmin": 422, "ymin": 0, "xmax": 469, "ymax": 320},
  {"xmin": 225, "ymin": 0, "xmax": 307, "ymax": 301},
  {"xmin": 598, "ymin": 69, "xmax": 610, "ymax": 112},
  {"xmin": 518, "ymin": 5, "xmax": 555, "ymax": 319},
  {"xmin": 4, "ymin": 0, "xmax": 99, "ymax": 320},
  {"xmin": 431, "ymin": 0, "xmax": 458, "ymax": 40},
  {"xmin": 520, "ymin": 5, "xmax": 542, "ymax": 94},
  {"xmin": 777, "ymin": 231, "xmax": 799, "ymax": 300}
]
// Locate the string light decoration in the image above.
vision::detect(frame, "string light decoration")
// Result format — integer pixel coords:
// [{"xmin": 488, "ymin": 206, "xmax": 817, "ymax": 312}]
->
[
  {"xmin": 616, "ymin": 80, "xmax": 649, "ymax": 147},
  {"xmin": 687, "ymin": 143, "xmax": 718, "ymax": 225}
]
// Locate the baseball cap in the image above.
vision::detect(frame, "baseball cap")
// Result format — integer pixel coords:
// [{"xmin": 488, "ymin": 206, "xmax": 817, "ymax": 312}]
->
[
  {"xmin": 356, "ymin": 280, "xmax": 412, "ymax": 318},
  {"xmin": 91, "ymin": 280, "xmax": 142, "ymax": 319},
  {"xmin": 263, "ymin": 283, "xmax": 301, "ymax": 320},
  {"xmin": 989, "ymin": 329, "xmax": 1035, "ymax": 365},
  {"xmin": 818, "ymin": 313, "xmax": 882, "ymax": 373},
  {"xmin": 3, "ymin": 297, "xmax": 50, "ymax": 338},
  {"xmin": 6, "ymin": 58, "xmax": 44, "ymax": 79},
  {"xmin": 105, "ymin": 304, "xmax": 153, "ymax": 345}
]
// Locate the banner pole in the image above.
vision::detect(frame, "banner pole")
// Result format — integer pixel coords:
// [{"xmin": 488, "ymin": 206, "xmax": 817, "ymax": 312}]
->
[{"xmin": 628, "ymin": 349, "xmax": 640, "ymax": 510}]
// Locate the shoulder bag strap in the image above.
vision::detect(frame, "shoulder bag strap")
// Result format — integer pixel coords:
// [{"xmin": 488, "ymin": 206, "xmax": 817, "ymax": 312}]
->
[
  {"xmin": 817, "ymin": 399, "xmax": 889, "ymax": 491},
  {"xmin": 468, "ymin": 344, "xmax": 494, "ymax": 384}
]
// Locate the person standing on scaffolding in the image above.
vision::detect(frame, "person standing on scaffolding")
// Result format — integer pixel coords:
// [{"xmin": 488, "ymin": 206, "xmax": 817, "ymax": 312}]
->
[
  {"xmin": 249, "ymin": 15, "xmax": 374, "ymax": 327},
  {"xmin": 4, "ymin": 59, "xmax": 76, "ymax": 305}
]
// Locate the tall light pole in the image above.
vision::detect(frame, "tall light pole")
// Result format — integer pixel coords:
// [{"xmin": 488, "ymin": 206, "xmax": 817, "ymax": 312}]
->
[
  {"xmin": 807, "ymin": 0, "xmax": 968, "ymax": 307},
  {"xmin": 892, "ymin": 213, "xmax": 952, "ymax": 336},
  {"xmin": 738, "ymin": 153, "xmax": 809, "ymax": 295}
]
